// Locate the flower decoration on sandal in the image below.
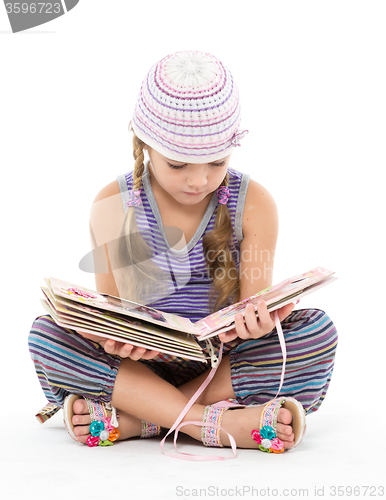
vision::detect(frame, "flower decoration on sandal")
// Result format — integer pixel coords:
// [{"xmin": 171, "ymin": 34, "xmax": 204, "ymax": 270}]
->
[
  {"xmin": 87, "ymin": 417, "xmax": 120, "ymax": 447},
  {"xmin": 216, "ymin": 186, "xmax": 230, "ymax": 205},
  {"xmin": 84, "ymin": 398, "xmax": 120, "ymax": 448},
  {"xmin": 127, "ymin": 189, "xmax": 142, "ymax": 207},
  {"xmin": 251, "ymin": 425, "xmax": 284, "ymax": 453}
]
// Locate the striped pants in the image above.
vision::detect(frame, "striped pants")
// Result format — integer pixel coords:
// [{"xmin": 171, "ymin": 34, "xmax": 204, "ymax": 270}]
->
[{"xmin": 28, "ymin": 309, "xmax": 337, "ymax": 416}]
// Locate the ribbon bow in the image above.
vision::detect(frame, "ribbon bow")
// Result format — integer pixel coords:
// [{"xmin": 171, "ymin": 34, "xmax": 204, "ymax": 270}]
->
[{"xmin": 231, "ymin": 129, "xmax": 249, "ymax": 147}]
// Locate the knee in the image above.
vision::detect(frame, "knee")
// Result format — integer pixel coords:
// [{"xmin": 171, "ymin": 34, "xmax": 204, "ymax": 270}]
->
[
  {"xmin": 28, "ymin": 315, "xmax": 50, "ymax": 359},
  {"xmin": 304, "ymin": 308, "xmax": 338, "ymax": 359},
  {"xmin": 285, "ymin": 308, "xmax": 338, "ymax": 354},
  {"xmin": 28, "ymin": 314, "xmax": 68, "ymax": 361},
  {"xmin": 311, "ymin": 308, "xmax": 338, "ymax": 346}
]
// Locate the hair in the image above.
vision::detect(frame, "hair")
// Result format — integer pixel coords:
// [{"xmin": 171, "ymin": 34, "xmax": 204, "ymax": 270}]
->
[
  {"xmin": 114, "ymin": 124, "xmax": 240, "ymax": 311},
  {"xmin": 202, "ymin": 175, "xmax": 240, "ymax": 311},
  {"xmin": 113, "ymin": 127, "xmax": 167, "ymax": 304}
]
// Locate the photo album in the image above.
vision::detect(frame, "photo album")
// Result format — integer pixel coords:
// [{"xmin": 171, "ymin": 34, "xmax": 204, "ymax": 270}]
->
[{"xmin": 40, "ymin": 267, "xmax": 337, "ymax": 362}]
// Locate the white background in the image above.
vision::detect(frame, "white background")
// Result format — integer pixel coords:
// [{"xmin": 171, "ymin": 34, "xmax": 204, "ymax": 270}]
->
[{"xmin": 1, "ymin": 1, "xmax": 385, "ymax": 499}]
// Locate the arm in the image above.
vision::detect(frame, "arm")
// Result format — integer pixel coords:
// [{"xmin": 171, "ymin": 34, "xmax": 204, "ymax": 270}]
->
[
  {"xmin": 89, "ymin": 180, "xmax": 123, "ymax": 297},
  {"xmin": 218, "ymin": 179, "xmax": 294, "ymax": 342},
  {"xmin": 238, "ymin": 179, "xmax": 278, "ymax": 300},
  {"xmin": 76, "ymin": 181, "xmax": 159, "ymax": 360}
]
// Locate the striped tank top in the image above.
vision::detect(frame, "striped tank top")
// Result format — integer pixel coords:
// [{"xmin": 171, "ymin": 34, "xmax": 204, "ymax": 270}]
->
[{"xmin": 116, "ymin": 162, "xmax": 250, "ymax": 323}]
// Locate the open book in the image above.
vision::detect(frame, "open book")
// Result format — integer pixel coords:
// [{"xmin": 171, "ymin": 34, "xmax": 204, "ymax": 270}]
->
[{"xmin": 40, "ymin": 266, "xmax": 337, "ymax": 362}]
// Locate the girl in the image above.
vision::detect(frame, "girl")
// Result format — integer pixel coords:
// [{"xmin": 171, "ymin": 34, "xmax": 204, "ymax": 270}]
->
[{"xmin": 29, "ymin": 50, "xmax": 338, "ymax": 457}]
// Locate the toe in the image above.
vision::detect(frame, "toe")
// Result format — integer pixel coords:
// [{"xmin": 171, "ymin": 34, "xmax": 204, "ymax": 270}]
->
[
  {"xmin": 276, "ymin": 410, "xmax": 295, "ymax": 448},
  {"xmin": 71, "ymin": 398, "xmax": 91, "ymax": 439},
  {"xmin": 74, "ymin": 424, "xmax": 90, "ymax": 437},
  {"xmin": 73, "ymin": 399, "xmax": 88, "ymax": 414},
  {"xmin": 72, "ymin": 398, "xmax": 91, "ymax": 427},
  {"xmin": 76, "ymin": 434, "xmax": 90, "ymax": 444},
  {"xmin": 276, "ymin": 408, "xmax": 294, "ymax": 448},
  {"xmin": 277, "ymin": 408, "xmax": 292, "ymax": 425},
  {"xmin": 277, "ymin": 429, "xmax": 294, "ymax": 442},
  {"xmin": 281, "ymin": 439, "xmax": 294, "ymax": 449},
  {"xmin": 72, "ymin": 413, "xmax": 92, "ymax": 426},
  {"xmin": 276, "ymin": 421, "xmax": 293, "ymax": 437}
]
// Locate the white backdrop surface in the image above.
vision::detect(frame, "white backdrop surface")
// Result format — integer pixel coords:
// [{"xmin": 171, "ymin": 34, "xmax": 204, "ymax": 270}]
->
[{"xmin": 1, "ymin": 1, "xmax": 385, "ymax": 499}]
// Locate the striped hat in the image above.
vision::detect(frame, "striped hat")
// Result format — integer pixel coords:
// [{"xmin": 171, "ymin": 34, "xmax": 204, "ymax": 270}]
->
[{"xmin": 132, "ymin": 50, "xmax": 248, "ymax": 163}]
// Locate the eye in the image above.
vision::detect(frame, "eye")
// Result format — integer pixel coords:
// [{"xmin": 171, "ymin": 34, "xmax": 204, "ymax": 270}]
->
[
  {"xmin": 167, "ymin": 162, "xmax": 186, "ymax": 170},
  {"xmin": 211, "ymin": 161, "xmax": 226, "ymax": 167}
]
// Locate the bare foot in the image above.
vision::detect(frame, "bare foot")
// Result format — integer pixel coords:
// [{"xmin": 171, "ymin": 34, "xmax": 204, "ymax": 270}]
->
[{"xmin": 71, "ymin": 399, "xmax": 142, "ymax": 444}]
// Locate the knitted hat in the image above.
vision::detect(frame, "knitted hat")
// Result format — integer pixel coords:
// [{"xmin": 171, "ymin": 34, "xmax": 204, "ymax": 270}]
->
[{"xmin": 132, "ymin": 50, "xmax": 248, "ymax": 163}]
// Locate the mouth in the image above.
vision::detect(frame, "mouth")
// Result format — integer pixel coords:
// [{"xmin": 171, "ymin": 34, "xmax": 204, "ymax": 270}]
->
[{"xmin": 184, "ymin": 191, "xmax": 204, "ymax": 196}]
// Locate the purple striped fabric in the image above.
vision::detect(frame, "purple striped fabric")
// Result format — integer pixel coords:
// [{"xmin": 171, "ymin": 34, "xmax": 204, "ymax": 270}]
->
[
  {"xmin": 28, "ymin": 157, "xmax": 338, "ymax": 418},
  {"xmin": 229, "ymin": 309, "xmax": 338, "ymax": 412},
  {"xmin": 118, "ymin": 165, "xmax": 248, "ymax": 325},
  {"xmin": 28, "ymin": 308, "xmax": 338, "ymax": 415},
  {"xmin": 28, "ymin": 315, "xmax": 121, "ymax": 406}
]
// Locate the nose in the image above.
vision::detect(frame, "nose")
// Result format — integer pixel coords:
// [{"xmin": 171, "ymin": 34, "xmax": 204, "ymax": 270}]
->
[{"xmin": 186, "ymin": 165, "xmax": 208, "ymax": 189}]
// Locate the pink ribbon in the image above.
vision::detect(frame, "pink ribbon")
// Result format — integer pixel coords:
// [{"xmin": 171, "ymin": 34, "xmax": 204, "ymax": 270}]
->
[
  {"xmin": 231, "ymin": 129, "xmax": 249, "ymax": 147},
  {"xmin": 159, "ymin": 308, "xmax": 290, "ymax": 461}
]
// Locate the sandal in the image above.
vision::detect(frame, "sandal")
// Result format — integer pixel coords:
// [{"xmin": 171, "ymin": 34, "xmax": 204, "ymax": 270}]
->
[
  {"xmin": 161, "ymin": 396, "xmax": 306, "ymax": 460},
  {"xmin": 251, "ymin": 397, "xmax": 306, "ymax": 452},
  {"xmin": 63, "ymin": 394, "xmax": 120, "ymax": 446},
  {"xmin": 201, "ymin": 396, "xmax": 306, "ymax": 454},
  {"xmin": 161, "ymin": 315, "xmax": 307, "ymax": 460},
  {"xmin": 62, "ymin": 394, "xmax": 161, "ymax": 446}
]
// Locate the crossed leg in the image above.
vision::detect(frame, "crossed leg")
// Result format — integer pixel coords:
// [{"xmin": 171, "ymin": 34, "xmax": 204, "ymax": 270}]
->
[{"xmin": 72, "ymin": 354, "xmax": 295, "ymax": 448}]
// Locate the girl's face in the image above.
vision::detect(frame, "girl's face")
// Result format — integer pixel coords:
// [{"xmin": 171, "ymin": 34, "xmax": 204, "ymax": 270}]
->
[{"xmin": 147, "ymin": 147, "xmax": 231, "ymax": 206}]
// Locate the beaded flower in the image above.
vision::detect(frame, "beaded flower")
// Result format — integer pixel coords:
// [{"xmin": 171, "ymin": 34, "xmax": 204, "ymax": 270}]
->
[
  {"xmin": 216, "ymin": 186, "xmax": 230, "ymax": 205},
  {"xmin": 126, "ymin": 189, "xmax": 142, "ymax": 207},
  {"xmin": 86, "ymin": 417, "xmax": 120, "ymax": 447},
  {"xmin": 251, "ymin": 425, "xmax": 284, "ymax": 453}
]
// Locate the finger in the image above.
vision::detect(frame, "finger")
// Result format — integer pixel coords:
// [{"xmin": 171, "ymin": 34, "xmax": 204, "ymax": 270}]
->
[
  {"xmin": 218, "ymin": 329, "xmax": 239, "ymax": 343},
  {"xmin": 129, "ymin": 347, "xmax": 147, "ymax": 361},
  {"xmin": 256, "ymin": 300, "xmax": 274, "ymax": 332},
  {"xmin": 118, "ymin": 343, "xmax": 135, "ymax": 358},
  {"xmin": 103, "ymin": 339, "xmax": 118, "ymax": 354},
  {"xmin": 140, "ymin": 350, "xmax": 160, "ymax": 360},
  {"xmin": 234, "ymin": 313, "xmax": 251, "ymax": 340},
  {"xmin": 243, "ymin": 303, "xmax": 260, "ymax": 336},
  {"xmin": 276, "ymin": 302, "xmax": 295, "ymax": 322}
]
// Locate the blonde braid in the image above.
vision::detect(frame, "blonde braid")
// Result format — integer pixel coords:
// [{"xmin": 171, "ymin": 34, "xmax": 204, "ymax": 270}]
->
[
  {"xmin": 132, "ymin": 132, "xmax": 145, "ymax": 190},
  {"xmin": 202, "ymin": 173, "xmax": 240, "ymax": 311},
  {"xmin": 113, "ymin": 130, "xmax": 165, "ymax": 303}
]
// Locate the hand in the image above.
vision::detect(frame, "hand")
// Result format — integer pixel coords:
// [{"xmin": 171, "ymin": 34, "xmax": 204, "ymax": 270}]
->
[
  {"xmin": 74, "ymin": 330, "xmax": 160, "ymax": 360},
  {"xmin": 218, "ymin": 300, "xmax": 296, "ymax": 343}
]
